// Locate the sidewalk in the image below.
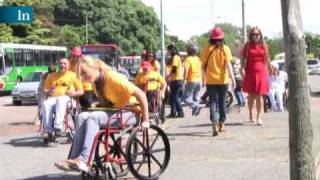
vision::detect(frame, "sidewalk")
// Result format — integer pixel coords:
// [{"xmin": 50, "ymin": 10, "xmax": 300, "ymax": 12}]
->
[
  {"xmin": 0, "ymin": 97, "xmax": 319, "ymax": 179},
  {"xmin": 160, "ymin": 96, "xmax": 320, "ymax": 180}
]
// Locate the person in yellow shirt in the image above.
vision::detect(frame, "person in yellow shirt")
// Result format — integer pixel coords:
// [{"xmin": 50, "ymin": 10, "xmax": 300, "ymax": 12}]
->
[
  {"xmin": 135, "ymin": 61, "xmax": 167, "ymax": 112},
  {"xmin": 183, "ymin": 44, "xmax": 202, "ymax": 116},
  {"xmin": 54, "ymin": 57, "xmax": 150, "ymax": 172},
  {"xmin": 140, "ymin": 51, "xmax": 161, "ymax": 72},
  {"xmin": 166, "ymin": 44, "xmax": 184, "ymax": 118},
  {"xmin": 69, "ymin": 47, "xmax": 95, "ymax": 109},
  {"xmin": 42, "ymin": 58, "xmax": 84, "ymax": 140},
  {"xmin": 200, "ymin": 27, "xmax": 235, "ymax": 136}
]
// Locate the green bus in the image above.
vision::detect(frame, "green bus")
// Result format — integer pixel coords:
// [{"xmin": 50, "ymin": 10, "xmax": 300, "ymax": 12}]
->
[{"xmin": 0, "ymin": 43, "xmax": 67, "ymax": 92}]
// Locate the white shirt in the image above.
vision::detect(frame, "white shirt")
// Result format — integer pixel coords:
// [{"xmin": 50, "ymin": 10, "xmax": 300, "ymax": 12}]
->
[{"xmin": 269, "ymin": 70, "xmax": 288, "ymax": 93}]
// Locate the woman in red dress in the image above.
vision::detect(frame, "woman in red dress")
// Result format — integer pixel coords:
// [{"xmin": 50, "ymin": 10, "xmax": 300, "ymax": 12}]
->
[{"xmin": 241, "ymin": 27, "xmax": 271, "ymax": 125}]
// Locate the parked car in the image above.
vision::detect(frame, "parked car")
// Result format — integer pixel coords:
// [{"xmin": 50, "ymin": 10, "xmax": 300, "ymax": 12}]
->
[
  {"xmin": 11, "ymin": 71, "xmax": 44, "ymax": 105},
  {"xmin": 307, "ymin": 59, "xmax": 320, "ymax": 75}
]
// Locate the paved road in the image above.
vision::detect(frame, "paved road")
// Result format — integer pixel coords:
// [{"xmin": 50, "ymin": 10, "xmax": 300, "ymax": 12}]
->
[{"xmin": 0, "ymin": 75, "xmax": 320, "ymax": 180}]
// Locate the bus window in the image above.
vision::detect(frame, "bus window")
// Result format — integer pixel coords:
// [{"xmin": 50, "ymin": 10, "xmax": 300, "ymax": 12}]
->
[
  {"xmin": 51, "ymin": 51, "xmax": 59, "ymax": 65},
  {"xmin": 34, "ymin": 50, "xmax": 44, "ymax": 66},
  {"xmin": 58, "ymin": 51, "xmax": 65, "ymax": 61},
  {"xmin": 4, "ymin": 52, "xmax": 14, "ymax": 74},
  {"xmin": 24, "ymin": 49, "xmax": 35, "ymax": 66},
  {"xmin": 43, "ymin": 50, "xmax": 51, "ymax": 65},
  {"xmin": 14, "ymin": 49, "xmax": 24, "ymax": 66}
]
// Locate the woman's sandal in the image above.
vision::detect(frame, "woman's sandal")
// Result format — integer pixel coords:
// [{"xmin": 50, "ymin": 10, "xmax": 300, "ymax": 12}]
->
[
  {"xmin": 256, "ymin": 119, "xmax": 263, "ymax": 126},
  {"xmin": 68, "ymin": 159, "xmax": 90, "ymax": 173},
  {"xmin": 54, "ymin": 160, "xmax": 73, "ymax": 171}
]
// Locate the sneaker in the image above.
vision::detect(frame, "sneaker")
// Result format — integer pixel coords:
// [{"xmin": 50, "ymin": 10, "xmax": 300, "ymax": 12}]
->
[
  {"xmin": 192, "ymin": 106, "xmax": 201, "ymax": 116},
  {"xmin": 218, "ymin": 122, "xmax": 225, "ymax": 132},
  {"xmin": 194, "ymin": 106, "xmax": 202, "ymax": 116},
  {"xmin": 212, "ymin": 124, "xmax": 218, "ymax": 136},
  {"xmin": 166, "ymin": 113, "xmax": 177, "ymax": 118}
]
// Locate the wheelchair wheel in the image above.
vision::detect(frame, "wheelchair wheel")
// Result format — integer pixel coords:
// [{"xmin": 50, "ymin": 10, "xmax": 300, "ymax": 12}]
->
[
  {"xmin": 126, "ymin": 124, "xmax": 170, "ymax": 180},
  {"xmin": 225, "ymin": 90, "xmax": 233, "ymax": 107},
  {"xmin": 81, "ymin": 164, "xmax": 100, "ymax": 180},
  {"xmin": 94, "ymin": 133, "xmax": 137, "ymax": 179}
]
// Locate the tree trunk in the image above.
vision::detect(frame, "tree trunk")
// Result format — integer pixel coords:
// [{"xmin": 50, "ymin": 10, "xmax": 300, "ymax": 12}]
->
[{"xmin": 280, "ymin": 0, "xmax": 315, "ymax": 180}]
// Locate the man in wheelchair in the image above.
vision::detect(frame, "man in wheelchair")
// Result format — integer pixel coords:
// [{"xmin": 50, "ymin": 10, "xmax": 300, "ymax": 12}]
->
[
  {"xmin": 54, "ymin": 57, "xmax": 150, "ymax": 173},
  {"xmin": 41, "ymin": 58, "xmax": 84, "ymax": 141},
  {"xmin": 135, "ymin": 61, "xmax": 167, "ymax": 113}
]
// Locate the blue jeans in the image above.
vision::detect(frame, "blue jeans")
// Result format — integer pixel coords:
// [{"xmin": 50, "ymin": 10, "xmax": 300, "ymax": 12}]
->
[
  {"xmin": 169, "ymin": 80, "xmax": 184, "ymax": 115},
  {"xmin": 206, "ymin": 84, "xmax": 228, "ymax": 124},
  {"xmin": 184, "ymin": 81, "xmax": 201, "ymax": 109},
  {"xmin": 234, "ymin": 85, "xmax": 245, "ymax": 106}
]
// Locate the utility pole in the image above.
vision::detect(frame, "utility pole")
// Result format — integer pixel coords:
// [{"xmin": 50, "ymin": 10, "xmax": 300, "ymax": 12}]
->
[
  {"xmin": 242, "ymin": 0, "xmax": 247, "ymax": 44},
  {"xmin": 160, "ymin": 0, "xmax": 165, "ymax": 77},
  {"xmin": 85, "ymin": 14, "xmax": 88, "ymax": 45},
  {"xmin": 281, "ymin": 0, "xmax": 315, "ymax": 179}
]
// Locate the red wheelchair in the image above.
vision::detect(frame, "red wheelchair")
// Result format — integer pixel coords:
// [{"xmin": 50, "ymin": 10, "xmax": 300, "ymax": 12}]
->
[{"xmin": 81, "ymin": 106, "xmax": 170, "ymax": 180}]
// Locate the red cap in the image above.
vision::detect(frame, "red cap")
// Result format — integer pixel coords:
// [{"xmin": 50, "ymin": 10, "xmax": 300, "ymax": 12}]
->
[
  {"xmin": 71, "ymin": 47, "xmax": 82, "ymax": 57},
  {"xmin": 141, "ymin": 61, "xmax": 152, "ymax": 70},
  {"xmin": 210, "ymin": 27, "xmax": 224, "ymax": 39}
]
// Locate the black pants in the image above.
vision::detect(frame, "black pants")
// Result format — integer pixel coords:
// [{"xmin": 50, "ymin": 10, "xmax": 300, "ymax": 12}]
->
[
  {"xmin": 206, "ymin": 84, "xmax": 228, "ymax": 123},
  {"xmin": 146, "ymin": 90, "xmax": 156, "ymax": 112},
  {"xmin": 169, "ymin": 80, "xmax": 184, "ymax": 115}
]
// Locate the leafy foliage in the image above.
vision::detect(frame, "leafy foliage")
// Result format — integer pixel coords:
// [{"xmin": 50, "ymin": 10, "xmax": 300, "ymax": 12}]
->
[{"xmin": 1, "ymin": 0, "xmax": 161, "ymax": 55}]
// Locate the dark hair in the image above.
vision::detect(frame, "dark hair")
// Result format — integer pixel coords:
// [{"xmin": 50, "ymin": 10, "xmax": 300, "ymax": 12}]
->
[
  {"xmin": 209, "ymin": 38, "xmax": 224, "ymax": 46},
  {"xmin": 167, "ymin": 44, "xmax": 179, "ymax": 56},
  {"xmin": 187, "ymin": 44, "xmax": 198, "ymax": 56},
  {"xmin": 48, "ymin": 65, "xmax": 56, "ymax": 73}
]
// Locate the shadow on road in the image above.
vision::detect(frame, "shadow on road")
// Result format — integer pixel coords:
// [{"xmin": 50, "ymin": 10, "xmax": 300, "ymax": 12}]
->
[
  {"xmin": 4, "ymin": 136, "xmax": 57, "ymax": 148},
  {"xmin": 166, "ymin": 131, "xmax": 212, "ymax": 137},
  {"xmin": 21, "ymin": 174, "xmax": 80, "ymax": 180},
  {"xmin": 9, "ymin": 122, "xmax": 35, "ymax": 126},
  {"xmin": 179, "ymin": 122, "xmax": 243, "ymax": 129}
]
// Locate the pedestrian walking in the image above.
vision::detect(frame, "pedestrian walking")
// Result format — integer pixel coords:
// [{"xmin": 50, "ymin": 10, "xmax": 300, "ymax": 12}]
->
[
  {"xmin": 183, "ymin": 44, "xmax": 202, "ymax": 116},
  {"xmin": 166, "ymin": 44, "xmax": 185, "ymax": 118},
  {"xmin": 200, "ymin": 27, "xmax": 236, "ymax": 136},
  {"xmin": 232, "ymin": 57, "xmax": 245, "ymax": 106},
  {"xmin": 241, "ymin": 27, "xmax": 271, "ymax": 126}
]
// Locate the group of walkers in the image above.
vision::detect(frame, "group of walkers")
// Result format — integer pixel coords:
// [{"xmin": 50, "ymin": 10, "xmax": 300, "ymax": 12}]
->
[{"xmin": 36, "ymin": 25, "xmax": 288, "ymax": 173}]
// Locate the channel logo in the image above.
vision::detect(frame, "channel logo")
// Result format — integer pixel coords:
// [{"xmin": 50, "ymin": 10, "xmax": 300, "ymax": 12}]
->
[{"xmin": 0, "ymin": 6, "xmax": 33, "ymax": 24}]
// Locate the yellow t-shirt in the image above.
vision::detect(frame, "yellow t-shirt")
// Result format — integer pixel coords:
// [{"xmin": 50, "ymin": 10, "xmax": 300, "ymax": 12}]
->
[
  {"xmin": 135, "ymin": 71, "xmax": 166, "ymax": 91},
  {"xmin": 152, "ymin": 60, "xmax": 161, "ymax": 72},
  {"xmin": 200, "ymin": 45, "xmax": 232, "ymax": 84},
  {"xmin": 184, "ymin": 56, "xmax": 202, "ymax": 82},
  {"xmin": 99, "ymin": 70, "xmax": 139, "ymax": 108},
  {"xmin": 44, "ymin": 71, "xmax": 83, "ymax": 97},
  {"xmin": 171, "ymin": 55, "xmax": 184, "ymax": 80}
]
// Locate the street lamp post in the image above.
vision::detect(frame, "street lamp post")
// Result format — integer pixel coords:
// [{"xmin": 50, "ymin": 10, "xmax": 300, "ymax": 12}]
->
[
  {"xmin": 242, "ymin": 0, "xmax": 247, "ymax": 44},
  {"xmin": 160, "ymin": 0, "xmax": 165, "ymax": 77}
]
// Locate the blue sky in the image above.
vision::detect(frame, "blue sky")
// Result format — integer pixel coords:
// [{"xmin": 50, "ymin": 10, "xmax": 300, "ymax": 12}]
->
[{"xmin": 141, "ymin": 0, "xmax": 320, "ymax": 41}]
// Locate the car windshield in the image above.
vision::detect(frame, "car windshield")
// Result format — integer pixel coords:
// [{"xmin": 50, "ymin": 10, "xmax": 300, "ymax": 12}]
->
[
  {"xmin": 307, "ymin": 60, "xmax": 318, "ymax": 65},
  {"xmin": 24, "ymin": 72, "xmax": 42, "ymax": 82}
]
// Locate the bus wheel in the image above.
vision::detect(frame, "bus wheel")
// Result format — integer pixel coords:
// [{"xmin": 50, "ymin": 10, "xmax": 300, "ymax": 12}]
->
[{"xmin": 13, "ymin": 100, "xmax": 22, "ymax": 106}]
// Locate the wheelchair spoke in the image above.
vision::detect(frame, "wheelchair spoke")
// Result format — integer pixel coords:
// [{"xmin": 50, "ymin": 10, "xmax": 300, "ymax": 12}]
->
[
  {"xmin": 146, "ymin": 129, "xmax": 152, "ymax": 177},
  {"xmin": 149, "ymin": 132, "xmax": 160, "ymax": 150},
  {"xmin": 149, "ymin": 153, "xmax": 163, "ymax": 169}
]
